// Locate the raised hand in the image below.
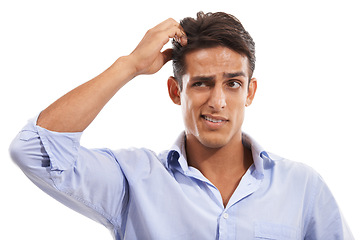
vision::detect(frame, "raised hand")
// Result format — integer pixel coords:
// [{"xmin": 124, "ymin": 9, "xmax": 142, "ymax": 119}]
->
[{"xmin": 128, "ymin": 18, "xmax": 187, "ymax": 76}]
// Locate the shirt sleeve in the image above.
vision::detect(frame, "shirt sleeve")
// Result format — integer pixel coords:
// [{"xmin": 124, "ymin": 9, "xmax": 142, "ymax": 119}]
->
[
  {"xmin": 304, "ymin": 174, "xmax": 354, "ymax": 240},
  {"xmin": 9, "ymin": 116, "xmax": 127, "ymax": 230}
]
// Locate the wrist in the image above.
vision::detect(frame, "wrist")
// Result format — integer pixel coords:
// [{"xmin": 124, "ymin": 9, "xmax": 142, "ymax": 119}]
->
[{"xmin": 110, "ymin": 55, "xmax": 139, "ymax": 81}]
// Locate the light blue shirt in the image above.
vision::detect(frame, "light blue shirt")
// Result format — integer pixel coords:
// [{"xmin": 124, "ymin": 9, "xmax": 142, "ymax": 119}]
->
[{"xmin": 10, "ymin": 116, "xmax": 354, "ymax": 240}]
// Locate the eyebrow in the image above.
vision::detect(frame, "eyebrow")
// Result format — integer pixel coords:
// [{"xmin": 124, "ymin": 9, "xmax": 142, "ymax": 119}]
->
[
  {"xmin": 190, "ymin": 75, "xmax": 215, "ymax": 82},
  {"xmin": 190, "ymin": 71, "xmax": 247, "ymax": 82},
  {"xmin": 223, "ymin": 71, "xmax": 247, "ymax": 79}
]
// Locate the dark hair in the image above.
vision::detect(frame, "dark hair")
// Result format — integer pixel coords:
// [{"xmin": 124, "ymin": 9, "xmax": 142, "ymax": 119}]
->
[{"xmin": 172, "ymin": 11, "xmax": 256, "ymax": 90}]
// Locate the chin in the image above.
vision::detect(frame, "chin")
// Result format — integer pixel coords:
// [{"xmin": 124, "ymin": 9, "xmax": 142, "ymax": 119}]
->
[{"xmin": 198, "ymin": 134, "xmax": 231, "ymax": 149}]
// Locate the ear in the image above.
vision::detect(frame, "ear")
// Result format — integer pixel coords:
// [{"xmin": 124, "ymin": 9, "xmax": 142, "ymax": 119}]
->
[
  {"xmin": 246, "ymin": 78, "xmax": 257, "ymax": 107},
  {"xmin": 167, "ymin": 76, "xmax": 181, "ymax": 105}
]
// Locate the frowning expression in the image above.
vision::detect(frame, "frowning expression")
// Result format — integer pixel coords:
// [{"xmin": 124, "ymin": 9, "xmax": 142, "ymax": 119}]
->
[{"xmin": 170, "ymin": 46, "xmax": 257, "ymax": 149}]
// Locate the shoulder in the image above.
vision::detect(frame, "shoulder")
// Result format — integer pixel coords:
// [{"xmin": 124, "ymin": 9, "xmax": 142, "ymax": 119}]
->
[
  {"xmin": 111, "ymin": 147, "xmax": 161, "ymax": 165},
  {"xmin": 267, "ymin": 152, "xmax": 324, "ymax": 186},
  {"xmin": 110, "ymin": 147, "xmax": 169, "ymax": 173},
  {"xmin": 264, "ymin": 153, "xmax": 353, "ymax": 239},
  {"xmin": 269, "ymin": 152, "xmax": 318, "ymax": 173}
]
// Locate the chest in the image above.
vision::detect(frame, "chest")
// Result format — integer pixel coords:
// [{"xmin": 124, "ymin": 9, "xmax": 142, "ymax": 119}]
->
[{"xmin": 122, "ymin": 168, "xmax": 305, "ymax": 240}]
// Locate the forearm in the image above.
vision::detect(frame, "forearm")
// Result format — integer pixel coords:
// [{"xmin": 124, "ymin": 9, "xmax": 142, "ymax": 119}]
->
[
  {"xmin": 37, "ymin": 56, "xmax": 136, "ymax": 132},
  {"xmin": 37, "ymin": 18, "xmax": 186, "ymax": 132}
]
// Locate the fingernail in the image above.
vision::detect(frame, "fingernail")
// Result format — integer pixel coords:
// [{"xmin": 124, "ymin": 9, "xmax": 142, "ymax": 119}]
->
[{"xmin": 181, "ymin": 36, "xmax": 187, "ymax": 46}]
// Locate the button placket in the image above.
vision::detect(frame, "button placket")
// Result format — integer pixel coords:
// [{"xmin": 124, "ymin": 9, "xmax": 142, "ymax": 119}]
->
[{"xmin": 218, "ymin": 212, "xmax": 228, "ymax": 240}]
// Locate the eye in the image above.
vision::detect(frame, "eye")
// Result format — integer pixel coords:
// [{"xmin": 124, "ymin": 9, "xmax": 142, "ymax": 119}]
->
[
  {"xmin": 192, "ymin": 82, "xmax": 207, "ymax": 87},
  {"xmin": 227, "ymin": 80, "xmax": 242, "ymax": 89}
]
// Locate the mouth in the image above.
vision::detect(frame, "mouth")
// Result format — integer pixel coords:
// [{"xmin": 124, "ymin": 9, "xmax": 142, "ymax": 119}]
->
[
  {"xmin": 201, "ymin": 115, "xmax": 229, "ymax": 129},
  {"xmin": 202, "ymin": 115, "xmax": 227, "ymax": 123}
]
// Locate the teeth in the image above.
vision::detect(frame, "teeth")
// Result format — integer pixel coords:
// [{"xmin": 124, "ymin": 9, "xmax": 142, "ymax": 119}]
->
[{"xmin": 204, "ymin": 116, "xmax": 223, "ymax": 123}]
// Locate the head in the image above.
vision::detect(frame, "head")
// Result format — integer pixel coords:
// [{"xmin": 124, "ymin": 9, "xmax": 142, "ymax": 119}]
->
[
  {"xmin": 168, "ymin": 12, "xmax": 257, "ymax": 150},
  {"xmin": 172, "ymin": 11, "xmax": 256, "ymax": 90}
]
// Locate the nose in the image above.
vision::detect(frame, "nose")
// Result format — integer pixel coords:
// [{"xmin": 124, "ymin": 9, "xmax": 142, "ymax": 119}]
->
[{"xmin": 208, "ymin": 85, "xmax": 226, "ymax": 111}]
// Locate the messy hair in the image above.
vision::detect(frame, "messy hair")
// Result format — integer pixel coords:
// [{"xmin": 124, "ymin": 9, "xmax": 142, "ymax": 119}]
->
[{"xmin": 172, "ymin": 11, "xmax": 256, "ymax": 90}]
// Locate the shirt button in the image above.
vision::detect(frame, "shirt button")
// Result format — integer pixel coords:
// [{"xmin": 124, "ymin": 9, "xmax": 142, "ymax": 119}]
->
[{"xmin": 223, "ymin": 213, "xmax": 229, "ymax": 219}]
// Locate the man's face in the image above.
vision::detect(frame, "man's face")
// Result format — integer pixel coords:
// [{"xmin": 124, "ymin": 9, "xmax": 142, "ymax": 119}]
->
[{"xmin": 169, "ymin": 46, "xmax": 257, "ymax": 149}]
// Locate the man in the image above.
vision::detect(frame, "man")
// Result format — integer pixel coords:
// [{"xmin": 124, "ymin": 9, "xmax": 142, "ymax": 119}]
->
[{"xmin": 10, "ymin": 12, "xmax": 353, "ymax": 239}]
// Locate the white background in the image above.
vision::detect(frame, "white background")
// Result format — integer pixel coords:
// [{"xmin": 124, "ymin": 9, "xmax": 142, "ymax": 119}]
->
[{"xmin": 1, "ymin": 0, "xmax": 359, "ymax": 239}]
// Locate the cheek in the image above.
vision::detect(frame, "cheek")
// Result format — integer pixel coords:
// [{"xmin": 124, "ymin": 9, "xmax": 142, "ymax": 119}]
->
[
  {"xmin": 180, "ymin": 91, "xmax": 204, "ymax": 115},
  {"xmin": 180, "ymin": 95, "xmax": 193, "ymax": 125},
  {"xmin": 228, "ymin": 89, "xmax": 246, "ymax": 103},
  {"xmin": 180, "ymin": 93, "xmax": 206, "ymax": 128},
  {"xmin": 228, "ymin": 94, "xmax": 247, "ymax": 119},
  {"xmin": 181, "ymin": 98, "xmax": 198, "ymax": 122}
]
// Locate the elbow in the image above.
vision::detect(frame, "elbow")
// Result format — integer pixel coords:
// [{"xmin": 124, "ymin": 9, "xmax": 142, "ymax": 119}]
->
[
  {"xmin": 9, "ymin": 131, "xmax": 55, "ymax": 191},
  {"xmin": 9, "ymin": 131, "xmax": 49, "ymax": 173},
  {"xmin": 9, "ymin": 134, "xmax": 30, "ymax": 170}
]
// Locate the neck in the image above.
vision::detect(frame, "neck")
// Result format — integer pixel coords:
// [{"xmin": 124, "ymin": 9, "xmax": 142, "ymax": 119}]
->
[
  {"xmin": 185, "ymin": 133, "xmax": 252, "ymax": 179},
  {"xmin": 185, "ymin": 132, "xmax": 253, "ymax": 207}
]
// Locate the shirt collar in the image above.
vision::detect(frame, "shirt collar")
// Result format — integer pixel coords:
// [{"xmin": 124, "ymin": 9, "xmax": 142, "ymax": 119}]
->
[
  {"xmin": 241, "ymin": 133, "xmax": 275, "ymax": 179},
  {"xmin": 166, "ymin": 132, "xmax": 275, "ymax": 178},
  {"xmin": 166, "ymin": 132, "xmax": 189, "ymax": 172}
]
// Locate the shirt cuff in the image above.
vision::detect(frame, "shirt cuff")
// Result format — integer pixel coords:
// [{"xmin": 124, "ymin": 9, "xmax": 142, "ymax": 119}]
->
[{"xmin": 30, "ymin": 114, "xmax": 83, "ymax": 171}]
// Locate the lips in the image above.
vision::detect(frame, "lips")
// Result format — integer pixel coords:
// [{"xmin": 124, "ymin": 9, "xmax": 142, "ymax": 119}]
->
[
  {"xmin": 203, "ymin": 115, "xmax": 223, "ymax": 123},
  {"xmin": 202, "ymin": 115, "xmax": 227, "ymax": 123},
  {"xmin": 201, "ymin": 114, "xmax": 228, "ymax": 128}
]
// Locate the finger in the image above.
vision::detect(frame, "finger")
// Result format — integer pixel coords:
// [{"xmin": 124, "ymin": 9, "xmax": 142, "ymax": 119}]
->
[
  {"xmin": 165, "ymin": 25, "xmax": 187, "ymax": 46},
  {"xmin": 155, "ymin": 18, "xmax": 186, "ymax": 41},
  {"xmin": 161, "ymin": 48, "xmax": 173, "ymax": 64},
  {"xmin": 144, "ymin": 20, "xmax": 185, "ymax": 48},
  {"xmin": 174, "ymin": 34, "xmax": 188, "ymax": 46},
  {"xmin": 156, "ymin": 18, "xmax": 182, "ymax": 31},
  {"xmin": 174, "ymin": 33, "xmax": 187, "ymax": 46}
]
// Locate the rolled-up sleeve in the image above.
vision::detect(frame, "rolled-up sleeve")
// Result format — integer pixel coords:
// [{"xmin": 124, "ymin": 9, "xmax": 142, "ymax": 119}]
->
[{"xmin": 9, "ymin": 116, "xmax": 127, "ymax": 231}]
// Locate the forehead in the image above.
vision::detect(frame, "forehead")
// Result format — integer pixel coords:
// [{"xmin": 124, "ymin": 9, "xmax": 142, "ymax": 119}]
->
[{"xmin": 184, "ymin": 46, "xmax": 249, "ymax": 78}]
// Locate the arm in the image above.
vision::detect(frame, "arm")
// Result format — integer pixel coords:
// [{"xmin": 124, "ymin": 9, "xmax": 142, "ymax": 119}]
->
[
  {"xmin": 9, "ymin": 18, "xmax": 186, "ymax": 232},
  {"xmin": 37, "ymin": 18, "xmax": 186, "ymax": 132},
  {"xmin": 304, "ymin": 175, "xmax": 354, "ymax": 240}
]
